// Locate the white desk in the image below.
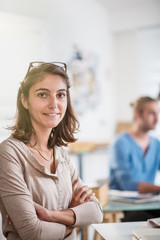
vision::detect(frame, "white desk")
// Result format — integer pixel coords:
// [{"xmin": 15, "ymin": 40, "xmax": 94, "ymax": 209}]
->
[{"xmin": 92, "ymin": 221, "xmax": 149, "ymax": 240}]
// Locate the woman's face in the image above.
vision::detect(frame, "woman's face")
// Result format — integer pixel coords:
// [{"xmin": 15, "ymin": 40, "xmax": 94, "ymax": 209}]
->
[{"xmin": 21, "ymin": 74, "xmax": 67, "ymax": 132}]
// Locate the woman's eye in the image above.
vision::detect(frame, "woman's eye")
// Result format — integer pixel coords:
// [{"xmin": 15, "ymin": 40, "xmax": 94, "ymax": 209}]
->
[
  {"xmin": 57, "ymin": 92, "xmax": 66, "ymax": 98},
  {"xmin": 38, "ymin": 92, "xmax": 47, "ymax": 98}
]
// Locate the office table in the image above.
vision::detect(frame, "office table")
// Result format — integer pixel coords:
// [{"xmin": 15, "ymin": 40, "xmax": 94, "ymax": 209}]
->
[
  {"xmin": 102, "ymin": 200, "xmax": 160, "ymax": 222},
  {"xmin": 92, "ymin": 221, "xmax": 148, "ymax": 240}
]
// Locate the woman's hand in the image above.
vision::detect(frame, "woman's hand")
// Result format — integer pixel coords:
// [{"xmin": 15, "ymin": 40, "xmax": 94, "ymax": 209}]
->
[
  {"xmin": 6, "ymin": 203, "xmax": 52, "ymax": 224},
  {"xmin": 34, "ymin": 202, "xmax": 51, "ymax": 222},
  {"xmin": 6, "ymin": 215, "xmax": 12, "ymax": 225},
  {"xmin": 69, "ymin": 178, "xmax": 95, "ymax": 208},
  {"xmin": 34, "ymin": 202, "xmax": 75, "ymax": 226},
  {"xmin": 7, "ymin": 202, "xmax": 74, "ymax": 236}
]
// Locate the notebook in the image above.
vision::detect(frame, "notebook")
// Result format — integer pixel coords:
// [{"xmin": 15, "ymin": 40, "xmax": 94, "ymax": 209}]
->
[
  {"xmin": 148, "ymin": 217, "xmax": 160, "ymax": 228},
  {"xmin": 133, "ymin": 228, "xmax": 160, "ymax": 240},
  {"xmin": 108, "ymin": 190, "xmax": 160, "ymax": 203}
]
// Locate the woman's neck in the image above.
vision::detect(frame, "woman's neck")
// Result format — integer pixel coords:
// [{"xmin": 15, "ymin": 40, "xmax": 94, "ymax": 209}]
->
[{"xmin": 29, "ymin": 129, "xmax": 52, "ymax": 150}]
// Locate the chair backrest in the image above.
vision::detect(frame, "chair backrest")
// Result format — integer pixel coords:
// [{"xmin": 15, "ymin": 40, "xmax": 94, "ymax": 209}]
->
[{"xmin": 115, "ymin": 121, "xmax": 132, "ymax": 134}]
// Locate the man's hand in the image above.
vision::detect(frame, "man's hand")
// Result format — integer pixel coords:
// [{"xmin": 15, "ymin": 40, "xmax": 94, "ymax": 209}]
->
[{"xmin": 138, "ymin": 182, "xmax": 160, "ymax": 193}]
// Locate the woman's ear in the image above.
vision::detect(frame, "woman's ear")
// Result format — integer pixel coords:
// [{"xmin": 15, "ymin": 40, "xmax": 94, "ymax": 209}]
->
[{"xmin": 21, "ymin": 93, "xmax": 29, "ymax": 110}]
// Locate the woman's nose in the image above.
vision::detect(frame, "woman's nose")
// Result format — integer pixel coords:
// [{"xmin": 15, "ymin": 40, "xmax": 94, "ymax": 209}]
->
[{"xmin": 49, "ymin": 95, "xmax": 57, "ymax": 108}]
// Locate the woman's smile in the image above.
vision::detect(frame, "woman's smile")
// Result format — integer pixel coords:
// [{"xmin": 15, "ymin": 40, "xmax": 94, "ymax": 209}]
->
[{"xmin": 22, "ymin": 74, "xmax": 67, "ymax": 131}]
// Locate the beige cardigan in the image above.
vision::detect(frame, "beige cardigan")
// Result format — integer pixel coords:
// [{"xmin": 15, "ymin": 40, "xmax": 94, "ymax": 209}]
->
[{"xmin": 0, "ymin": 136, "xmax": 103, "ymax": 240}]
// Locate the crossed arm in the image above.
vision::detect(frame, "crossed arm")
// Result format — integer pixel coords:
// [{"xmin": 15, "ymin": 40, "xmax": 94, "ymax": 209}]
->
[
  {"xmin": 1, "ymin": 141, "xmax": 103, "ymax": 239},
  {"xmin": 7, "ymin": 178, "xmax": 95, "ymax": 238}
]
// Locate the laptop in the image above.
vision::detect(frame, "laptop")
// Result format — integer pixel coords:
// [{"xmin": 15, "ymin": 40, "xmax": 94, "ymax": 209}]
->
[{"xmin": 133, "ymin": 228, "xmax": 160, "ymax": 240}]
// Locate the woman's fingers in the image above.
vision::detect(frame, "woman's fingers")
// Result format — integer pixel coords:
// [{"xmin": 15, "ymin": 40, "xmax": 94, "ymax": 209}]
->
[
  {"xmin": 84, "ymin": 192, "xmax": 95, "ymax": 202},
  {"xmin": 70, "ymin": 178, "xmax": 95, "ymax": 207},
  {"xmin": 34, "ymin": 202, "xmax": 51, "ymax": 221},
  {"xmin": 6, "ymin": 215, "xmax": 12, "ymax": 225},
  {"xmin": 75, "ymin": 187, "xmax": 95, "ymax": 202},
  {"xmin": 72, "ymin": 178, "xmax": 79, "ymax": 195},
  {"xmin": 79, "ymin": 189, "xmax": 92, "ymax": 200},
  {"xmin": 76, "ymin": 185, "xmax": 89, "ymax": 198}
]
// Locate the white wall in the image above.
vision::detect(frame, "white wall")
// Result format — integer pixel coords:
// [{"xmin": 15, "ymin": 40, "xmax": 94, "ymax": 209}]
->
[
  {"xmin": 112, "ymin": 27, "xmax": 160, "ymax": 126},
  {"xmin": 107, "ymin": 0, "xmax": 160, "ymax": 32},
  {"xmin": 108, "ymin": 0, "xmax": 160, "ymax": 138},
  {"xmin": 0, "ymin": 11, "xmax": 49, "ymax": 141}
]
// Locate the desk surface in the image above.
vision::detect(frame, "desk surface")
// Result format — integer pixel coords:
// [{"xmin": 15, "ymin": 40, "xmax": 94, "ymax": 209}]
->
[
  {"xmin": 69, "ymin": 141, "xmax": 109, "ymax": 154},
  {"xmin": 92, "ymin": 221, "xmax": 148, "ymax": 240},
  {"xmin": 103, "ymin": 200, "xmax": 160, "ymax": 212}
]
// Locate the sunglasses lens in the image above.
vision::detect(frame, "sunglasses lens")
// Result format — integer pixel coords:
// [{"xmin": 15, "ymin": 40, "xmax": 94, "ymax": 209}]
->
[
  {"xmin": 30, "ymin": 62, "xmax": 66, "ymax": 72},
  {"xmin": 26, "ymin": 62, "xmax": 67, "ymax": 76}
]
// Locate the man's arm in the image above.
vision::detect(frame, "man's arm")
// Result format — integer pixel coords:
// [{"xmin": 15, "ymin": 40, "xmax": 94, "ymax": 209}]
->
[{"xmin": 138, "ymin": 182, "xmax": 160, "ymax": 193}]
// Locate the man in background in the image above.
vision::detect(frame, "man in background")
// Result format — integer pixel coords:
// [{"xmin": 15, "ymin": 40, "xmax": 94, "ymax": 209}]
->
[{"xmin": 109, "ymin": 96, "xmax": 160, "ymax": 221}]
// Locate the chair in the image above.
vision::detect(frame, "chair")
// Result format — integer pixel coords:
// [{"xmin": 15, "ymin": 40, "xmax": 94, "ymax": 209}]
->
[{"xmin": 115, "ymin": 121, "xmax": 132, "ymax": 134}]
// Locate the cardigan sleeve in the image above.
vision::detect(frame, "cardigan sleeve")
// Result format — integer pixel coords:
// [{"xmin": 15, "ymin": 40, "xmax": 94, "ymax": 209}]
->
[
  {"xmin": 70, "ymin": 201, "xmax": 103, "ymax": 227},
  {"xmin": 0, "ymin": 140, "xmax": 66, "ymax": 240},
  {"xmin": 61, "ymin": 148, "xmax": 103, "ymax": 227}
]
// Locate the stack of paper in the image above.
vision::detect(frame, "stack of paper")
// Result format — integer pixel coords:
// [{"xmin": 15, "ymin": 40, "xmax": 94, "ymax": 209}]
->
[
  {"xmin": 108, "ymin": 190, "xmax": 160, "ymax": 203},
  {"xmin": 148, "ymin": 217, "xmax": 160, "ymax": 227}
]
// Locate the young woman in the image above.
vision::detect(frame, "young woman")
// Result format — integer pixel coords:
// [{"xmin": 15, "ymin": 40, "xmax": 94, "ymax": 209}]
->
[{"xmin": 0, "ymin": 62, "xmax": 103, "ymax": 240}]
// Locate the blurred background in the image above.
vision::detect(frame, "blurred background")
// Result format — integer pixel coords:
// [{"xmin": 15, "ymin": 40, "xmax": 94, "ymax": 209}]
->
[
  {"xmin": 0, "ymin": 0, "xmax": 160, "ymax": 239},
  {"xmin": 0, "ymin": 0, "xmax": 160, "ymax": 183}
]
